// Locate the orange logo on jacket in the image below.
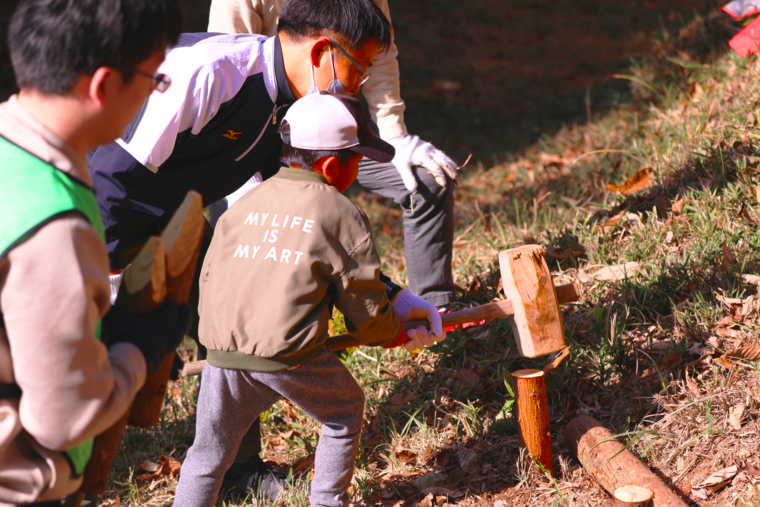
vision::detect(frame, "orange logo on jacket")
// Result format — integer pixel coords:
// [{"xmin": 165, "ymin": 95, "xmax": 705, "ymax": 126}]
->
[{"xmin": 222, "ymin": 129, "xmax": 243, "ymax": 140}]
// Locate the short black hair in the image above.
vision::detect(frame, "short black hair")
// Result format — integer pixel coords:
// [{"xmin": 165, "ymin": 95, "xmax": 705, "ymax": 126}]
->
[
  {"xmin": 279, "ymin": 120, "xmax": 355, "ymax": 169},
  {"xmin": 278, "ymin": 0, "xmax": 392, "ymax": 53},
  {"xmin": 9, "ymin": 0, "xmax": 183, "ymax": 94}
]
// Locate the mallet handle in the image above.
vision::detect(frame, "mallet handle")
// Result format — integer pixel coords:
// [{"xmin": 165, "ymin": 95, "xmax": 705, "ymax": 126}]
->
[{"xmin": 182, "ymin": 282, "xmax": 579, "ymax": 377}]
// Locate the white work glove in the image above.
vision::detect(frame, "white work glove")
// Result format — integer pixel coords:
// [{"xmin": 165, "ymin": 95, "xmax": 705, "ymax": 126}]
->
[
  {"xmin": 392, "ymin": 289, "xmax": 446, "ymax": 351},
  {"xmin": 404, "ymin": 325, "xmax": 439, "ymax": 353},
  {"xmin": 387, "ymin": 135, "xmax": 458, "ymax": 191}
]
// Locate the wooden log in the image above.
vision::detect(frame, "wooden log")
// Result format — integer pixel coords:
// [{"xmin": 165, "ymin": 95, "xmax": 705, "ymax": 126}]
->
[
  {"xmin": 115, "ymin": 236, "xmax": 166, "ymax": 314},
  {"xmin": 128, "ymin": 191, "xmax": 204, "ymax": 428},
  {"xmin": 564, "ymin": 416, "xmax": 688, "ymax": 507},
  {"xmin": 615, "ymin": 486, "xmax": 654, "ymax": 507},
  {"xmin": 499, "ymin": 245, "xmax": 566, "ymax": 358},
  {"xmin": 511, "ymin": 369, "xmax": 552, "ymax": 473},
  {"xmin": 73, "ymin": 409, "xmax": 130, "ymax": 496}
]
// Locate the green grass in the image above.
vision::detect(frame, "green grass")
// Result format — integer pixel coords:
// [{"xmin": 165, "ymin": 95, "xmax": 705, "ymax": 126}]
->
[{"xmin": 95, "ymin": 2, "xmax": 760, "ymax": 506}]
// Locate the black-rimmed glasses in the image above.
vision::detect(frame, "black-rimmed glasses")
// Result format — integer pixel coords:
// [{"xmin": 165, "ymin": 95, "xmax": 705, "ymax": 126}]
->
[{"xmin": 115, "ymin": 66, "xmax": 171, "ymax": 93}]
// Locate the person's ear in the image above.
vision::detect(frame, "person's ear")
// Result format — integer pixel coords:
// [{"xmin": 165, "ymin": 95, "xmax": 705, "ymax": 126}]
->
[
  {"xmin": 310, "ymin": 38, "xmax": 331, "ymax": 68},
  {"xmin": 320, "ymin": 156, "xmax": 343, "ymax": 180},
  {"xmin": 88, "ymin": 67, "xmax": 118, "ymax": 109}
]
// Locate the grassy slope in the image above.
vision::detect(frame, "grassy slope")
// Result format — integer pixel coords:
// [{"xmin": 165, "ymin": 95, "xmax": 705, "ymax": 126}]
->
[{"xmin": 106, "ymin": 3, "xmax": 760, "ymax": 507}]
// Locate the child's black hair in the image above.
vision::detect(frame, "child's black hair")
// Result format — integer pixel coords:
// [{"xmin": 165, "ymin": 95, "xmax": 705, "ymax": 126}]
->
[
  {"xmin": 279, "ymin": 120, "xmax": 355, "ymax": 170},
  {"xmin": 9, "ymin": 0, "xmax": 183, "ymax": 94},
  {"xmin": 278, "ymin": 0, "xmax": 392, "ymax": 52}
]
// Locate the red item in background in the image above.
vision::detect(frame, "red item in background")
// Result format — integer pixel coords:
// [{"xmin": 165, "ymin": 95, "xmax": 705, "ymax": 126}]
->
[
  {"xmin": 722, "ymin": 0, "xmax": 760, "ymax": 19},
  {"xmin": 729, "ymin": 16, "xmax": 760, "ymax": 56}
]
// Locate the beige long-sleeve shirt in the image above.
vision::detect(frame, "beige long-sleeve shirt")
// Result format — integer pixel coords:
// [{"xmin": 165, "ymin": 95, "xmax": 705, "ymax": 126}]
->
[
  {"xmin": 0, "ymin": 96, "xmax": 147, "ymax": 505},
  {"xmin": 207, "ymin": 0, "xmax": 408, "ymax": 140}
]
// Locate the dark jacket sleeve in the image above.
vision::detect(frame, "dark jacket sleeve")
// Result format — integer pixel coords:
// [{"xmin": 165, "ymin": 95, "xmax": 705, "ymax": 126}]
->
[{"xmin": 89, "ymin": 142, "xmax": 147, "ymax": 270}]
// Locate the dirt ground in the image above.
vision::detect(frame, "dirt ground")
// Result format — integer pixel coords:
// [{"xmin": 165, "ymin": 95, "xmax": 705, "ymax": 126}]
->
[{"xmin": 1, "ymin": 0, "xmax": 701, "ymax": 162}]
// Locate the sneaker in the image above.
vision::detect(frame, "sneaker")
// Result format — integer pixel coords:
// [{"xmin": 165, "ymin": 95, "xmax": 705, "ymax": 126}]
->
[
  {"xmin": 222, "ymin": 455, "xmax": 288, "ymax": 501},
  {"xmin": 438, "ymin": 301, "xmax": 486, "ymax": 332}
]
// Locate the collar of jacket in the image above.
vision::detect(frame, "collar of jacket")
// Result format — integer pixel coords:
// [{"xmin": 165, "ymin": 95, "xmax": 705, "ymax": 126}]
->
[
  {"xmin": 273, "ymin": 166, "xmax": 329, "ymax": 184},
  {"xmin": 274, "ymin": 35, "xmax": 297, "ymax": 106}
]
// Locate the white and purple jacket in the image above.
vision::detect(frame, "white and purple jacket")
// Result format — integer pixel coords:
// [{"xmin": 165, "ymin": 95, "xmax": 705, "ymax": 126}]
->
[{"xmin": 89, "ymin": 33, "xmax": 296, "ymax": 268}]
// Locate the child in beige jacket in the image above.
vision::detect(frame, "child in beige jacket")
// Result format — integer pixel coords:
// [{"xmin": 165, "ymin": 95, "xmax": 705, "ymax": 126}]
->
[{"xmin": 174, "ymin": 92, "xmax": 445, "ymax": 507}]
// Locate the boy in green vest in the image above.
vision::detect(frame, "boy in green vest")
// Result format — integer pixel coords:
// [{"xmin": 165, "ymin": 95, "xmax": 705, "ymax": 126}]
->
[{"xmin": 0, "ymin": 0, "xmax": 188, "ymax": 505}]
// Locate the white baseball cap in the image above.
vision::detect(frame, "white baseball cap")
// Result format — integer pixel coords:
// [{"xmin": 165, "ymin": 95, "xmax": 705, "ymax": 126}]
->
[{"xmin": 280, "ymin": 92, "xmax": 395, "ymax": 163}]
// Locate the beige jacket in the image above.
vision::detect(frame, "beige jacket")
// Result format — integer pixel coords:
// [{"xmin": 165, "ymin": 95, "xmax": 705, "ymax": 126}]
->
[
  {"xmin": 207, "ymin": 0, "xmax": 408, "ymax": 140},
  {"xmin": 199, "ymin": 168, "xmax": 401, "ymax": 371},
  {"xmin": 0, "ymin": 97, "xmax": 147, "ymax": 505}
]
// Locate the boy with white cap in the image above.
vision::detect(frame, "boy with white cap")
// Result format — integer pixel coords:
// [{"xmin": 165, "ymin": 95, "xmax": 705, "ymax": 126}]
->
[{"xmin": 173, "ymin": 92, "xmax": 445, "ymax": 507}]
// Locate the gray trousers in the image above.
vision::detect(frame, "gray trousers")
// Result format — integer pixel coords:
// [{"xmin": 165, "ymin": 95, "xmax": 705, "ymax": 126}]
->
[
  {"xmin": 356, "ymin": 160, "xmax": 455, "ymax": 307},
  {"xmin": 173, "ymin": 348, "xmax": 365, "ymax": 507},
  {"xmin": 209, "ymin": 161, "xmax": 456, "ymax": 307}
]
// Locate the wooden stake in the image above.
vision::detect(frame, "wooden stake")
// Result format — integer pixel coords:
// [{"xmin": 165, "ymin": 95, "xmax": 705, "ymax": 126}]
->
[
  {"xmin": 128, "ymin": 191, "xmax": 204, "ymax": 428},
  {"xmin": 614, "ymin": 486, "xmax": 654, "ymax": 507},
  {"xmin": 511, "ymin": 368, "xmax": 552, "ymax": 473},
  {"xmin": 564, "ymin": 416, "xmax": 688, "ymax": 507},
  {"xmin": 499, "ymin": 245, "xmax": 566, "ymax": 357},
  {"xmin": 73, "ymin": 409, "xmax": 130, "ymax": 496}
]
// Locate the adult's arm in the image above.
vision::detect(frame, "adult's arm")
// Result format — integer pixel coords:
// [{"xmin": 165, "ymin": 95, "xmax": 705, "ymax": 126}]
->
[
  {"xmin": 363, "ymin": 0, "xmax": 408, "ymax": 140},
  {"xmin": 0, "ymin": 215, "xmax": 146, "ymax": 451},
  {"xmin": 89, "ymin": 142, "xmax": 141, "ymax": 269},
  {"xmin": 206, "ymin": 0, "xmax": 408, "ymax": 140}
]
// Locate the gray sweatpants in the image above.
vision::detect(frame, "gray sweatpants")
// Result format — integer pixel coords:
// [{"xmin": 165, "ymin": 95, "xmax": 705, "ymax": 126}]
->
[
  {"xmin": 209, "ymin": 161, "xmax": 456, "ymax": 307},
  {"xmin": 173, "ymin": 348, "xmax": 365, "ymax": 507}
]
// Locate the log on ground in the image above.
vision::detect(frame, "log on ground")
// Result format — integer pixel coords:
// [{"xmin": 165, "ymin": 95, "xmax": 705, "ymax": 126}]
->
[{"xmin": 564, "ymin": 416, "xmax": 687, "ymax": 507}]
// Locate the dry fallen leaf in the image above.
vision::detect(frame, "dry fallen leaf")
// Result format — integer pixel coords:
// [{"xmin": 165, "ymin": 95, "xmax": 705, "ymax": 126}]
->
[
  {"xmin": 700, "ymin": 465, "xmax": 738, "ymax": 492},
  {"xmin": 672, "ymin": 197, "xmax": 685, "ymax": 216},
  {"xmin": 386, "ymin": 391, "xmax": 416, "ymax": 407},
  {"xmin": 421, "ymin": 487, "xmax": 465, "ymax": 499},
  {"xmin": 135, "ymin": 455, "xmax": 180, "ymax": 482},
  {"xmin": 723, "ymin": 242, "xmax": 736, "ymax": 271},
  {"xmin": 291, "ymin": 453, "xmax": 315, "ymax": 473},
  {"xmin": 742, "ymin": 273, "xmax": 760, "ymax": 285},
  {"xmin": 545, "ymin": 245, "xmax": 583, "ymax": 260},
  {"xmin": 605, "ymin": 167, "xmax": 654, "ymax": 195},
  {"xmin": 454, "ymin": 369, "xmax": 482, "ymax": 390},
  {"xmin": 728, "ymin": 346, "xmax": 760, "ymax": 361},
  {"xmin": 728, "ymin": 404, "xmax": 746, "ymax": 430},
  {"xmin": 584, "ymin": 262, "xmax": 641, "ymax": 282},
  {"xmin": 395, "ymin": 449, "xmax": 418, "ymax": 465},
  {"xmin": 420, "ymin": 493, "xmax": 435, "ymax": 507},
  {"xmin": 737, "ymin": 202, "xmax": 757, "ymax": 226}
]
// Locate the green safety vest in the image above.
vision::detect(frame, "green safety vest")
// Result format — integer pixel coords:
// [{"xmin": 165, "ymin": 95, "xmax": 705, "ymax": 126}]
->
[{"xmin": 0, "ymin": 134, "xmax": 105, "ymax": 477}]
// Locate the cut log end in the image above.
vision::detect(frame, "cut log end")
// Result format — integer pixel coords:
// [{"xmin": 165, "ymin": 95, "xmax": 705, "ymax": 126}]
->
[
  {"xmin": 614, "ymin": 485, "xmax": 654, "ymax": 507},
  {"xmin": 512, "ymin": 368, "xmax": 545, "ymax": 379},
  {"xmin": 511, "ymin": 368, "xmax": 552, "ymax": 473},
  {"xmin": 117, "ymin": 236, "xmax": 166, "ymax": 315},
  {"xmin": 161, "ymin": 191, "xmax": 205, "ymax": 278}
]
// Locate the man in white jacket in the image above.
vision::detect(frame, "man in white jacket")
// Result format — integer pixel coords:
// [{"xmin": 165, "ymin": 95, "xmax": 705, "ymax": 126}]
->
[{"xmin": 207, "ymin": 0, "xmax": 458, "ymax": 310}]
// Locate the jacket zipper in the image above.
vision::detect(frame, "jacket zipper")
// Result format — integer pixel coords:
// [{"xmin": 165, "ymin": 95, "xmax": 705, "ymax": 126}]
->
[{"xmin": 235, "ymin": 104, "xmax": 283, "ymax": 162}]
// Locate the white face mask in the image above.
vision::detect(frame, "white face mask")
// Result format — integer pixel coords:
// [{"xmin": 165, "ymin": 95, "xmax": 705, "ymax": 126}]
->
[{"xmin": 306, "ymin": 45, "xmax": 348, "ymax": 96}]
